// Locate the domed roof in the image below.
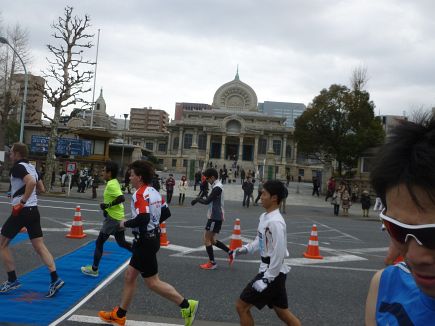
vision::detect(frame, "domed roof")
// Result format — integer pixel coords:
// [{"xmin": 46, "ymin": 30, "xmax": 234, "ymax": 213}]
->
[{"xmin": 212, "ymin": 71, "xmax": 258, "ymax": 111}]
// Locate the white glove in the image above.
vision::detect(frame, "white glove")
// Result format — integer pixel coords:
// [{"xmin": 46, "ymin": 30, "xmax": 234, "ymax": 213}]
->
[
  {"xmin": 252, "ymin": 278, "xmax": 268, "ymax": 292},
  {"xmin": 236, "ymin": 246, "xmax": 248, "ymax": 255}
]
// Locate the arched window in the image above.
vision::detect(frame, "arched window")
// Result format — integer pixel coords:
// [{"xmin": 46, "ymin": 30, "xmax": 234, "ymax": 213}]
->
[{"xmin": 96, "ymin": 103, "xmax": 100, "ymax": 111}]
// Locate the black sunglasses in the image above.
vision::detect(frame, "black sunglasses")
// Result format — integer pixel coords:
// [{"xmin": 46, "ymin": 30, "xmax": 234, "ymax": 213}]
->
[{"xmin": 380, "ymin": 209, "xmax": 435, "ymax": 249}]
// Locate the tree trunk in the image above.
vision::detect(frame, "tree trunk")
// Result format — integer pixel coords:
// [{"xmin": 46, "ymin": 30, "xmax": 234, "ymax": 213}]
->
[{"xmin": 43, "ymin": 105, "xmax": 61, "ymax": 192}]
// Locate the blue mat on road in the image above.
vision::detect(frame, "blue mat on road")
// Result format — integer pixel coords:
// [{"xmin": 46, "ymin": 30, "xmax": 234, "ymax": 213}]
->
[
  {"xmin": 0, "ymin": 241, "xmax": 131, "ymax": 326},
  {"xmin": 10, "ymin": 232, "xmax": 29, "ymax": 246}
]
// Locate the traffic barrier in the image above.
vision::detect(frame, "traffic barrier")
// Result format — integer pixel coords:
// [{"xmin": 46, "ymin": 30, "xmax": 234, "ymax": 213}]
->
[
  {"xmin": 66, "ymin": 205, "xmax": 87, "ymax": 239},
  {"xmin": 160, "ymin": 222, "xmax": 170, "ymax": 246},
  {"xmin": 303, "ymin": 224, "xmax": 323, "ymax": 259},
  {"xmin": 229, "ymin": 218, "xmax": 242, "ymax": 250}
]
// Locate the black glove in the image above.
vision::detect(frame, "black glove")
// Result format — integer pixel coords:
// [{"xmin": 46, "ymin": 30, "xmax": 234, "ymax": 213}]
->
[
  {"xmin": 191, "ymin": 199, "xmax": 198, "ymax": 206},
  {"xmin": 100, "ymin": 203, "xmax": 110, "ymax": 210}
]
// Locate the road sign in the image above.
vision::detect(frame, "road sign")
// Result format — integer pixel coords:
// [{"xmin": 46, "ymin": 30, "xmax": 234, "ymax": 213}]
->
[{"xmin": 66, "ymin": 161, "xmax": 77, "ymax": 174}]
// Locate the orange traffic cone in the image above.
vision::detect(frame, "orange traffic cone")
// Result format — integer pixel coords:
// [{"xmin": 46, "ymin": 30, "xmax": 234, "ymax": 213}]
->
[
  {"xmin": 160, "ymin": 222, "xmax": 170, "ymax": 246},
  {"xmin": 229, "ymin": 219, "xmax": 242, "ymax": 250},
  {"xmin": 303, "ymin": 224, "xmax": 323, "ymax": 259},
  {"xmin": 66, "ymin": 205, "xmax": 86, "ymax": 239}
]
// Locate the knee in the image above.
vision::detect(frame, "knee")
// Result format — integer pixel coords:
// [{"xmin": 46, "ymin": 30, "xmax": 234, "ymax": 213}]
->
[
  {"xmin": 145, "ymin": 276, "xmax": 159, "ymax": 291},
  {"xmin": 124, "ymin": 268, "xmax": 137, "ymax": 284},
  {"xmin": 235, "ymin": 299, "xmax": 248, "ymax": 315}
]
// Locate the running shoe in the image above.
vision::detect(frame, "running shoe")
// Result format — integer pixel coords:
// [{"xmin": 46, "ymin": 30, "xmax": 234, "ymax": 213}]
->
[
  {"xmin": 228, "ymin": 250, "xmax": 235, "ymax": 266},
  {"xmin": 181, "ymin": 299, "xmax": 199, "ymax": 326},
  {"xmin": 98, "ymin": 306, "xmax": 126, "ymax": 326},
  {"xmin": 0, "ymin": 279, "xmax": 21, "ymax": 293},
  {"xmin": 46, "ymin": 278, "xmax": 65, "ymax": 298},
  {"xmin": 81, "ymin": 265, "xmax": 99, "ymax": 277},
  {"xmin": 199, "ymin": 261, "xmax": 217, "ymax": 270}
]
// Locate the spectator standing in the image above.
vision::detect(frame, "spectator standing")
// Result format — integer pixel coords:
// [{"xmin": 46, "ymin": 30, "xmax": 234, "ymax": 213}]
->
[
  {"xmin": 341, "ymin": 188, "xmax": 351, "ymax": 216},
  {"xmin": 194, "ymin": 170, "xmax": 202, "ymax": 191},
  {"xmin": 312, "ymin": 176, "xmax": 320, "ymax": 197},
  {"xmin": 242, "ymin": 177, "xmax": 254, "ymax": 208},
  {"xmin": 92, "ymin": 173, "xmax": 100, "ymax": 199},
  {"xmin": 331, "ymin": 190, "xmax": 340, "ymax": 216},
  {"xmin": 325, "ymin": 177, "xmax": 336, "ymax": 201},
  {"xmin": 360, "ymin": 190, "xmax": 371, "ymax": 217},
  {"xmin": 198, "ymin": 174, "xmax": 208, "ymax": 199},
  {"xmin": 165, "ymin": 174, "xmax": 175, "ymax": 204},
  {"xmin": 240, "ymin": 169, "xmax": 246, "ymax": 184},
  {"xmin": 123, "ymin": 167, "xmax": 132, "ymax": 194},
  {"xmin": 178, "ymin": 176, "xmax": 188, "ymax": 205},
  {"xmin": 254, "ymin": 179, "xmax": 264, "ymax": 206}
]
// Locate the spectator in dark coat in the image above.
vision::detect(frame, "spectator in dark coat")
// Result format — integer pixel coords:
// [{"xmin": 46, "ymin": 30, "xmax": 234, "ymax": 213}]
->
[
  {"xmin": 360, "ymin": 190, "xmax": 371, "ymax": 217},
  {"xmin": 242, "ymin": 177, "xmax": 254, "ymax": 208}
]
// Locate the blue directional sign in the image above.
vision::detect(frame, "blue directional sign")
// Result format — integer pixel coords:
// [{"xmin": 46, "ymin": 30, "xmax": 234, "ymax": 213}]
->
[{"xmin": 30, "ymin": 135, "xmax": 92, "ymax": 156}]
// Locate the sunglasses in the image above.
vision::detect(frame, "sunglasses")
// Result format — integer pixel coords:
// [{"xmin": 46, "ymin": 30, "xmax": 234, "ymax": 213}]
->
[{"xmin": 380, "ymin": 210, "xmax": 435, "ymax": 249}]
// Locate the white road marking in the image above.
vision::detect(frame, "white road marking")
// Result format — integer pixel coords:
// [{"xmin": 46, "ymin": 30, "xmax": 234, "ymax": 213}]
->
[
  {"xmin": 67, "ymin": 315, "xmax": 182, "ymax": 325},
  {"xmin": 49, "ymin": 260, "xmax": 130, "ymax": 326}
]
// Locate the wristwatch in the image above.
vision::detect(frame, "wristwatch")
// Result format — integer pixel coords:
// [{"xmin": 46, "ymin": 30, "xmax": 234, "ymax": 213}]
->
[
  {"xmin": 20, "ymin": 199, "xmax": 26, "ymax": 205},
  {"xmin": 261, "ymin": 278, "xmax": 269, "ymax": 284}
]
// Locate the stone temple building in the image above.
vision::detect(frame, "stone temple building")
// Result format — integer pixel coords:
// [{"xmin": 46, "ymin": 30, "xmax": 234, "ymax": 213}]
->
[{"xmin": 146, "ymin": 71, "xmax": 321, "ymax": 181}]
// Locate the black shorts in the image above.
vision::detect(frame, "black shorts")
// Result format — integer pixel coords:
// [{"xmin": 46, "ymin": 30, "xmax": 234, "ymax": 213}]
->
[
  {"xmin": 1, "ymin": 206, "xmax": 43, "ymax": 240},
  {"xmin": 205, "ymin": 219, "xmax": 222, "ymax": 233},
  {"xmin": 240, "ymin": 272, "xmax": 288, "ymax": 310},
  {"xmin": 129, "ymin": 236, "xmax": 160, "ymax": 278}
]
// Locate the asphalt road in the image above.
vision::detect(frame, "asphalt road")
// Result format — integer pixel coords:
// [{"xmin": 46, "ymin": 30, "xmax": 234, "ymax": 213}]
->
[{"xmin": 0, "ymin": 194, "xmax": 389, "ymax": 326}]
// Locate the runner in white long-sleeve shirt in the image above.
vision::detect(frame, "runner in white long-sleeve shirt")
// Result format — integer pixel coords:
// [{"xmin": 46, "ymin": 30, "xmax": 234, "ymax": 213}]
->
[{"xmin": 235, "ymin": 180, "xmax": 301, "ymax": 326}]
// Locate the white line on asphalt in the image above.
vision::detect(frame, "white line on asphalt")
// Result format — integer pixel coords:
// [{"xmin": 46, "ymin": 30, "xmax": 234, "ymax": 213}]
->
[
  {"xmin": 67, "ymin": 315, "xmax": 182, "ymax": 325},
  {"xmin": 342, "ymin": 247, "xmax": 389, "ymax": 253},
  {"xmin": 49, "ymin": 260, "xmax": 130, "ymax": 326}
]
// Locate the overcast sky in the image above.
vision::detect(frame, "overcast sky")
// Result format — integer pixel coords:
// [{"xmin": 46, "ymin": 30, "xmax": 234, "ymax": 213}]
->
[{"xmin": 2, "ymin": 0, "xmax": 435, "ymax": 120}]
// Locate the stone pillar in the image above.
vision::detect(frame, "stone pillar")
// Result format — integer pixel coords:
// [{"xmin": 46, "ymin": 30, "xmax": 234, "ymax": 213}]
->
[
  {"xmin": 293, "ymin": 142, "xmax": 298, "ymax": 164},
  {"xmin": 281, "ymin": 136, "xmax": 287, "ymax": 164},
  {"xmin": 267, "ymin": 134, "xmax": 274, "ymax": 154},
  {"xmin": 254, "ymin": 135, "xmax": 259, "ymax": 165},
  {"xmin": 167, "ymin": 132, "xmax": 172, "ymax": 155},
  {"xmin": 205, "ymin": 133, "xmax": 211, "ymax": 162},
  {"xmin": 221, "ymin": 135, "xmax": 226, "ymax": 160},
  {"xmin": 177, "ymin": 128, "xmax": 183, "ymax": 156},
  {"xmin": 238, "ymin": 136, "xmax": 244, "ymax": 161},
  {"xmin": 192, "ymin": 128, "xmax": 198, "ymax": 148}
]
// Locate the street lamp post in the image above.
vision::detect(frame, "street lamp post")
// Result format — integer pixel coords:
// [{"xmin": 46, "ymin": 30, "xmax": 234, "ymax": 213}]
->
[
  {"xmin": 120, "ymin": 113, "xmax": 129, "ymax": 173},
  {"xmin": 0, "ymin": 36, "xmax": 28, "ymax": 143}
]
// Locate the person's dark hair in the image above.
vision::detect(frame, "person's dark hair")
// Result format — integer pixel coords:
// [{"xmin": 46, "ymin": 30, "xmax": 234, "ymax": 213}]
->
[
  {"xmin": 104, "ymin": 160, "xmax": 119, "ymax": 179},
  {"xmin": 262, "ymin": 180, "xmax": 288, "ymax": 204},
  {"xmin": 203, "ymin": 168, "xmax": 218, "ymax": 179},
  {"xmin": 12, "ymin": 142, "xmax": 28, "ymax": 158},
  {"xmin": 371, "ymin": 116, "xmax": 435, "ymax": 209},
  {"xmin": 130, "ymin": 160, "xmax": 155, "ymax": 184}
]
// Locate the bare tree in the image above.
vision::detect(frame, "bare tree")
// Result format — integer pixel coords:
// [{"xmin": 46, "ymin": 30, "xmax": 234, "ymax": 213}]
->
[
  {"xmin": 42, "ymin": 6, "xmax": 94, "ymax": 190},
  {"xmin": 0, "ymin": 24, "xmax": 31, "ymax": 148},
  {"xmin": 350, "ymin": 65, "xmax": 369, "ymax": 92}
]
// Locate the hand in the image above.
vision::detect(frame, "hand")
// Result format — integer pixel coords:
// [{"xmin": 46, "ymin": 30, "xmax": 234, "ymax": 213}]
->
[
  {"xmin": 12, "ymin": 203, "xmax": 24, "ymax": 217},
  {"xmin": 119, "ymin": 220, "xmax": 125, "ymax": 229},
  {"xmin": 236, "ymin": 246, "xmax": 248, "ymax": 255},
  {"xmin": 252, "ymin": 278, "xmax": 268, "ymax": 293},
  {"xmin": 100, "ymin": 203, "xmax": 110, "ymax": 210},
  {"xmin": 191, "ymin": 199, "xmax": 198, "ymax": 206}
]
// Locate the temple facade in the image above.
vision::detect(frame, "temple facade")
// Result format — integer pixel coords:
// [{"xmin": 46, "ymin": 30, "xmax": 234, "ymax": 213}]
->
[{"xmin": 126, "ymin": 72, "xmax": 323, "ymax": 181}]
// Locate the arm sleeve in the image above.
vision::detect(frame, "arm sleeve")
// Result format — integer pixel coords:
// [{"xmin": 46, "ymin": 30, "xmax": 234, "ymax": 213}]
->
[
  {"xmin": 198, "ymin": 186, "xmax": 222, "ymax": 205},
  {"xmin": 110, "ymin": 195, "xmax": 125, "ymax": 206},
  {"xmin": 263, "ymin": 222, "xmax": 287, "ymax": 281},
  {"xmin": 245, "ymin": 235, "xmax": 260, "ymax": 254},
  {"xmin": 124, "ymin": 213, "xmax": 150, "ymax": 228},
  {"xmin": 11, "ymin": 164, "xmax": 29, "ymax": 179}
]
